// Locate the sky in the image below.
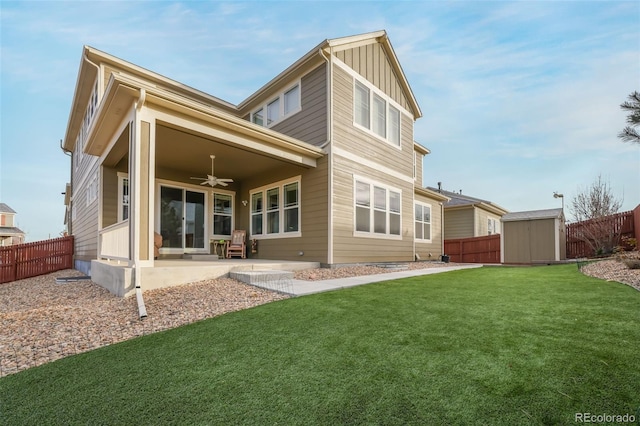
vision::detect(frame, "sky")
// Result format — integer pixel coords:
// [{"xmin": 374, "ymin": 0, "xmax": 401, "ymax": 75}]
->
[{"xmin": 1, "ymin": 0, "xmax": 639, "ymax": 242}]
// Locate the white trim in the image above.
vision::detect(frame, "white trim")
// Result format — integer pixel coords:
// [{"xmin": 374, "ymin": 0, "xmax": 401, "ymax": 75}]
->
[
  {"xmin": 250, "ymin": 80, "xmax": 302, "ymax": 128},
  {"xmin": 211, "ymin": 190, "xmax": 236, "ymax": 240},
  {"xmin": 333, "ymin": 58, "xmax": 412, "ymax": 118},
  {"xmin": 250, "ymin": 176, "xmax": 302, "ymax": 240},
  {"xmin": 414, "ymin": 201, "xmax": 433, "ymax": 243},
  {"xmin": 352, "ymin": 175, "xmax": 402, "ymax": 241},
  {"xmin": 334, "ymin": 146, "xmax": 413, "ymax": 184}
]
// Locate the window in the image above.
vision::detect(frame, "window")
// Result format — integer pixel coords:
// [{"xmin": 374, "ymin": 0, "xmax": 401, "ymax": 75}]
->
[
  {"xmin": 488, "ymin": 218, "xmax": 500, "ymax": 235},
  {"xmin": 284, "ymin": 85, "xmax": 300, "ymax": 115},
  {"xmin": 118, "ymin": 175, "xmax": 129, "ymax": 222},
  {"xmin": 354, "ymin": 81, "xmax": 370, "ymax": 128},
  {"xmin": 86, "ymin": 175, "xmax": 98, "ymax": 207},
  {"xmin": 353, "ymin": 78, "xmax": 402, "ymax": 146},
  {"xmin": 267, "ymin": 98, "xmax": 280, "ymax": 126},
  {"xmin": 213, "ymin": 193, "xmax": 233, "ymax": 237},
  {"xmin": 415, "ymin": 203, "xmax": 432, "ymax": 241},
  {"xmin": 354, "ymin": 177, "xmax": 401, "ymax": 238},
  {"xmin": 250, "ymin": 82, "xmax": 301, "ymax": 127},
  {"xmin": 250, "ymin": 177, "xmax": 300, "ymax": 238},
  {"xmin": 252, "ymin": 108, "xmax": 264, "ymax": 126}
]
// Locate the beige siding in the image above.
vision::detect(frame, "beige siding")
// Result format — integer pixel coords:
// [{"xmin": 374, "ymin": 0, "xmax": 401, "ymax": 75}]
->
[
  {"xmin": 475, "ymin": 209, "xmax": 502, "ymax": 236},
  {"xmin": 73, "ymin": 160, "xmax": 100, "ymax": 261},
  {"xmin": 235, "ymin": 158, "xmax": 329, "ymax": 264},
  {"xmin": 414, "ymin": 152, "xmax": 424, "ymax": 184},
  {"xmin": 503, "ymin": 218, "xmax": 558, "ymax": 263},
  {"xmin": 102, "ymin": 167, "xmax": 119, "ymax": 227},
  {"xmin": 332, "ymin": 66, "xmax": 414, "ymax": 179},
  {"xmin": 271, "ymin": 65, "xmax": 327, "ymax": 146},
  {"xmin": 414, "ymin": 194, "xmax": 443, "ymax": 260},
  {"xmin": 334, "ymin": 44, "xmax": 411, "ymax": 112},
  {"xmin": 331, "ymin": 155, "xmax": 414, "ymax": 263},
  {"xmin": 444, "ymin": 208, "xmax": 474, "ymax": 239}
]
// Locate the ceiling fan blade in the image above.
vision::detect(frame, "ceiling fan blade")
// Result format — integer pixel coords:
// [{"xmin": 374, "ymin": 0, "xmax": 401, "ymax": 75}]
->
[
  {"xmin": 200, "ymin": 181, "xmax": 211, "ymax": 186},
  {"xmin": 218, "ymin": 178, "xmax": 234, "ymax": 183},
  {"xmin": 217, "ymin": 181, "xmax": 228, "ymax": 187}
]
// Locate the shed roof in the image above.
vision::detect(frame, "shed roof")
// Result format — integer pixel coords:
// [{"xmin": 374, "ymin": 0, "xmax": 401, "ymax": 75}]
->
[
  {"xmin": 0, "ymin": 203, "xmax": 16, "ymax": 214},
  {"xmin": 501, "ymin": 208, "xmax": 564, "ymax": 222}
]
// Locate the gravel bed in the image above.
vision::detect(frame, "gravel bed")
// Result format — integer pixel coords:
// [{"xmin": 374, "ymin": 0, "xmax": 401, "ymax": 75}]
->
[
  {"xmin": 293, "ymin": 261, "xmax": 448, "ymax": 280},
  {"xmin": 580, "ymin": 254, "xmax": 640, "ymax": 291},
  {"xmin": 0, "ymin": 270, "xmax": 288, "ymax": 377}
]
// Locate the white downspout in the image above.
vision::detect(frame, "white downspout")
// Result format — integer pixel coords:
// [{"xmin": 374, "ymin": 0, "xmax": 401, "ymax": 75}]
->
[
  {"xmin": 319, "ymin": 47, "xmax": 334, "ymax": 265},
  {"xmin": 134, "ymin": 89, "xmax": 147, "ymax": 319}
]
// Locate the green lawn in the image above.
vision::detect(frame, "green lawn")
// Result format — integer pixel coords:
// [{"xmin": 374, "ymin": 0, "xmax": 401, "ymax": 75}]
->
[{"xmin": 1, "ymin": 265, "xmax": 639, "ymax": 425}]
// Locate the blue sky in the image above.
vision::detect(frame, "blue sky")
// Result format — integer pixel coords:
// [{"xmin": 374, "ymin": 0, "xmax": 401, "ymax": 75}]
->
[{"xmin": 1, "ymin": 0, "xmax": 639, "ymax": 242}]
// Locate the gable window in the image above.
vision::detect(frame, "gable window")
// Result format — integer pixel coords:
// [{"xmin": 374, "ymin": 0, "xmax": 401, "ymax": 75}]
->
[
  {"xmin": 353, "ymin": 78, "xmax": 401, "ymax": 147},
  {"xmin": 250, "ymin": 177, "xmax": 301, "ymax": 239},
  {"xmin": 117, "ymin": 174, "xmax": 129, "ymax": 222},
  {"xmin": 354, "ymin": 177, "xmax": 401, "ymax": 238},
  {"xmin": 213, "ymin": 193, "xmax": 233, "ymax": 237},
  {"xmin": 250, "ymin": 82, "xmax": 301, "ymax": 128},
  {"xmin": 415, "ymin": 202, "xmax": 432, "ymax": 242}
]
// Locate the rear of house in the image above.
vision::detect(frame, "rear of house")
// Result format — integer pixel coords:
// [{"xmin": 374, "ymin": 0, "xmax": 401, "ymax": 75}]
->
[{"xmin": 61, "ymin": 30, "xmax": 447, "ymax": 293}]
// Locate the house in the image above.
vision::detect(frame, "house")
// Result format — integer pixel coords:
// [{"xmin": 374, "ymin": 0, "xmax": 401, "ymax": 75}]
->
[
  {"xmin": 61, "ymin": 30, "xmax": 448, "ymax": 295},
  {"xmin": 501, "ymin": 208, "xmax": 566, "ymax": 264},
  {"xmin": 426, "ymin": 186, "xmax": 508, "ymax": 240},
  {"xmin": 0, "ymin": 203, "xmax": 25, "ymax": 246}
]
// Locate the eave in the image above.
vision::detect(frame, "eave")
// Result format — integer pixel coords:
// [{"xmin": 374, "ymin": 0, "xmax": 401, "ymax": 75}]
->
[
  {"xmin": 415, "ymin": 186, "xmax": 450, "ymax": 202},
  {"xmin": 85, "ymin": 73, "xmax": 325, "ymax": 167}
]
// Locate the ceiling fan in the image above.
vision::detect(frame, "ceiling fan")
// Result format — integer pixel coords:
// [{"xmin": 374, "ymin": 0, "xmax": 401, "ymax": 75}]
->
[{"xmin": 190, "ymin": 155, "xmax": 234, "ymax": 187}]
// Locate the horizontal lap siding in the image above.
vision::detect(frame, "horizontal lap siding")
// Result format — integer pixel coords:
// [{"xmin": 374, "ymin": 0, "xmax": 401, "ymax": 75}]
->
[
  {"xmin": 271, "ymin": 65, "xmax": 327, "ymax": 147},
  {"xmin": 238, "ymin": 159, "xmax": 329, "ymax": 263},
  {"xmin": 475, "ymin": 210, "xmax": 502, "ymax": 237},
  {"xmin": 73, "ymin": 160, "xmax": 100, "ymax": 261},
  {"xmin": 332, "ymin": 67, "xmax": 414, "ymax": 176},
  {"xmin": 444, "ymin": 209, "xmax": 474, "ymax": 239},
  {"xmin": 331, "ymin": 156, "xmax": 414, "ymax": 264},
  {"xmin": 414, "ymin": 194, "xmax": 443, "ymax": 260}
]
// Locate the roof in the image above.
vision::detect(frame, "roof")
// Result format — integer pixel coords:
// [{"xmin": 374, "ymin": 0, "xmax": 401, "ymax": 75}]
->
[
  {"xmin": 0, "ymin": 226, "xmax": 25, "ymax": 236},
  {"xmin": 425, "ymin": 188, "xmax": 509, "ymax": 216},
  {"xmin": 415, "ymin": 186, "xmax": 450, "ymax": 202},
  {"xmin": 501, "ymin": 208, "xmax": 564, "ymax": 222},
  {"xmin": 0, "ymin": 203, "xmax": 16, "ymax": 214},
  {"xmin": 237, "ymin": 30, "xmax": 422, "ymax": 119}
]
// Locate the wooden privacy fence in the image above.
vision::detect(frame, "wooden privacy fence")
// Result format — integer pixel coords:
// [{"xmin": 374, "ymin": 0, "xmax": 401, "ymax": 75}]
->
[
  {"xmin": 0, "ymin": 236, "xmax": 74, "ymax": 284},
  {"xmin": 444, "ymin": 234, "xmax": 501, "ymax": 264},
  {"xmin": 566, "ymin": 208, "xmax": 637, "ymax": 259}
]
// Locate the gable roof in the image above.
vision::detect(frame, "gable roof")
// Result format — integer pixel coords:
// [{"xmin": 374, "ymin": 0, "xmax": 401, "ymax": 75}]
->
[
  {"xmin": 0, "ymin": 203, "xmax": 16, "ymax": 214},
  {"xmin": 502, "ymin": 208, "xmax": 564, "ymax": 222},
  {"xmin": 237, "ymin": 30, "xmax": 422, "ymax": 118},
  {"xmin": 426, "ymin": 188, "xmax": 509, "ymax": 216}
]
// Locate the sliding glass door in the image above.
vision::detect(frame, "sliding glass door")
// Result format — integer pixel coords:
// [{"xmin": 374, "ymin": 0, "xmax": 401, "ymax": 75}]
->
[{"xmin": 160, "ymin": 186, "xmax": 206, "ymax": 252}]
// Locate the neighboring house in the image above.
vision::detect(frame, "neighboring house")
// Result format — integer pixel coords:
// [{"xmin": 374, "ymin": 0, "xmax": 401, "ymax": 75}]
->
[
  {"xmin": 426, "ymin": 186, "xmax": 508, "ymax": 240},
  {"xmin": 0, "ymin": 203, "xmax": 26, "ymax": 246},
  {"xmin": 61, "ymin": 30, "xmax": 448, "ymax": 288}
]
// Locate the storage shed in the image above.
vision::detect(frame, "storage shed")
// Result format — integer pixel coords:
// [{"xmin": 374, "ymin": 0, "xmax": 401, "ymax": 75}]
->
[{"xmin": 501, "ymin": 208, "xmax": 566, "ymax": 264}]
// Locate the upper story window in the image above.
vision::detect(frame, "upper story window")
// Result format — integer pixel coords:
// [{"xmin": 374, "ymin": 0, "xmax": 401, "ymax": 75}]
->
[
  {"xmin": 251, "ymin": 82, "xmax": 301, "ymax": 128},
  {"xmin": 250, "ymin": 177, "xmax": 301, "ymax": 239},
  {"xmin": 354, "ymin": 176, "xmax": 401, "ymax": 239},
  {"xmin": 354, "ymin": 79, "xmax": 401, "ymax": 147}
]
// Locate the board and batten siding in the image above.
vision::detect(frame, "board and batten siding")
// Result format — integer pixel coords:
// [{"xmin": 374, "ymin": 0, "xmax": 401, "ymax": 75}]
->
[
  {"xmin": 270, "ymin": 65, "xmax": 327, "ymax": 147},
  {"xmin": 414, "ymin": 194, "xmax": 443, "ymax": 260},
  {"xmin": 334, "ymin": 43, "xmax": 411, "ymax": 113}
]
